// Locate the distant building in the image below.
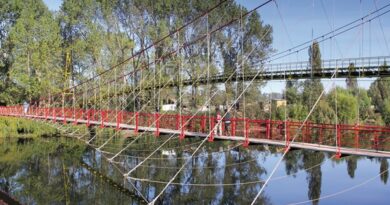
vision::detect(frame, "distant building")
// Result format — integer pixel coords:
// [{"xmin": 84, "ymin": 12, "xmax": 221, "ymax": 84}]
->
[
  {"xmin": 162, "ymin": 104, "xmax": 176, "ymax": 111},
  {"xmin": 261, "ymin": 98, "xmax": 287, "ymax": 112},
  {"xmin": 273, "ymin": 99, "xmax": 287, "ymax": 108},
  {"xmin": 161, "ymin": 149, "xmax": 176, "ymax": 156},
  {"xmin": 161, "ymin": 98, "xmax": 177, "ymax": 111},
  {"xmin": 198, "ymin": 105, "xmax": 210, "ymax": 112}
]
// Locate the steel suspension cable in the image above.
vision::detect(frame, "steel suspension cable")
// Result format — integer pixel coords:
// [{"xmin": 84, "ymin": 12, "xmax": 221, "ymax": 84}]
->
[
  {"xmin": 250, "ymin": 8, "xmax": 384, "ymax": 204},
  {"xmin": 149, "ymin": 10, "xmax": 275, "ymax": 203},
  {"xmin": 49, "ymin": 0, "xmax": 230, "ymax": 97}
]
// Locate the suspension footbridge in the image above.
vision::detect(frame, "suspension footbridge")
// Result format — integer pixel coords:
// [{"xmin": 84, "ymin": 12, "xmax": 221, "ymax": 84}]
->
[{"xmin": 2, "ymin": 0, "xmax": 390, "ymax": 204}]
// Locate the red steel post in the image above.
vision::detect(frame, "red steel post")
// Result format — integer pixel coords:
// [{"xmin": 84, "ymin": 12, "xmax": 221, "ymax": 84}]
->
[
  {"xmin": 100, "ymin": 110, "xmax": 105, "ymax": 128},
  {"xmin": 266, "ymin": 119, "xmax": 270, "ymax": 139},
  {"xmin": 116, "ymin": 111, "xmax": 122, "ymax": 130},
  {"xmin": 135, "ymin": 112, "xmax": 139, "ymax": 134},
  {"xmin": 74, "ymin": 109, "xmax": 79, "ymax": 125},
  {"xmin": 307, "ymin": 122, "xmax": 311, "ymax": 143},
  {"xmin": 285, "ymin": 120, "xmax": 290, "ymax": 149},
  {"xmin": 208, "ymin": 117, "xmax": 215, "ymax": 142},
  {"xmin": 155, "ymin": 113, "xmax": 160, "ymax": 137},
  {"xmin": 63, "ymin": 109, "xmax": 67, "ymax": 124},
  {"xmin": 176, "ymin": 114, "xmax": 180, "ymax": 130},
  {"xmin": 374, "ymin": 131, "xmax": 379, "ymax": 150},
  {"xmin": 179, "ymin": 115, "xmax": 185, "ymax": 140},
  {"xmin": 45, "ymin": 108, "xmax": 48, "ymax": 120},
  {"xmin": 336, "ymin": 124, "xmax": 342, "ymax": 158},
  {"xmin": 201, "ymin": 115, "xmax": 206, "ymax": 133},
  {"xmin": 53, "ymin": 109, "xmax": 56, "ymax": 122},
  {"xmin": 232, "ymin": 118, "xmax": 236, "ymax": 136},
  {"xmin": 354, "ymin": 124, "xmax": 359, "ymax": 150},
  {"xmin": 86, "ymin": 109, "xmax": 90, "ymax": 127},
  {"xmin": 243, "ymin": 119, "xmax": 250, "ymax": 147}
]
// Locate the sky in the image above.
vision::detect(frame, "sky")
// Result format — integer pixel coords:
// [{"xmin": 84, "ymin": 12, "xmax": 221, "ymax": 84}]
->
[{"xmin": 43, "ymin": 0, "xmax": 390, "ymax": 92}]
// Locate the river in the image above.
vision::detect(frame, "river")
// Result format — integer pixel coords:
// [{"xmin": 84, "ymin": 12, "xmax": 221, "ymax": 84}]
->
[{"xmin": 0, "ymin": 131, "xmax": 389, "ymax": 205}]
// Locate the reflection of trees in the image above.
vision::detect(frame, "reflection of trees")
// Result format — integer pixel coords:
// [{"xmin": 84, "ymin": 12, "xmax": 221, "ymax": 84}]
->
[
  {"xmin": 380, "ymin": 158, "xmax": 388, "ymax": 184},
  {"xmin": 284, "ymin": 150, "xmax": 303, "ymax": 176},
  {"xmin": 6, "ymin": 136, "xmax": 389, "ymax": 204},
  {"xmin": 219, "ymin": 146, "xmax": 270, "ymax": 205},
  {"xmin": 303, "ymin": 151, "xmax": 324, "ymax": 205},
  {"xmin": 132, "ymin": 142, "xmax": 271, "ymax": 204},
  {"xmin": 0, "ymin": 137, "xmax": 143, "ymax": 204},
  {"xmin": 347, "ymin": 156, "xmax": 358, "ymax": 178}
]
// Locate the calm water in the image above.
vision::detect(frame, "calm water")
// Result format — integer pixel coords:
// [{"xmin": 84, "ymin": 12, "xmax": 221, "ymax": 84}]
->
[{"xmin": 0, "ymin": 131, "xmax": 389, "ymax": 205}]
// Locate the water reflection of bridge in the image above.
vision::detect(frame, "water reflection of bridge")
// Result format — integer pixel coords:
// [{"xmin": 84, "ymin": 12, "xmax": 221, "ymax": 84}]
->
[{"xmin": 2, "ymin": 107, "xmax": 390, "ymax": 158}]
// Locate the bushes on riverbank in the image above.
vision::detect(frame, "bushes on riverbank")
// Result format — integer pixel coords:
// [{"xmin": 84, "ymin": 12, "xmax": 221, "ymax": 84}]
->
[{"xmin": 0, "ymin": 117, "xmax": 57, "ymax": 138}]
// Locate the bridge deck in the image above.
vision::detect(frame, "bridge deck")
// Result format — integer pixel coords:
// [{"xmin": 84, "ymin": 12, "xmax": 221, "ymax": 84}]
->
[{"xmin": 12, "ymin": 114, "xmax": 390, "ymax": 158}]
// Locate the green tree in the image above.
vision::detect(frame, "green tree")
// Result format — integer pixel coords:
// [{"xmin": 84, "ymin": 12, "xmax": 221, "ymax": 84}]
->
[
  {"xmin": 368, "ymin": 77, "xmax": 390, "ymax": 113},
  {"xmin": 0, "ymin": 0, "xmax": 25, "ymax": 104},
  {"xmin": 10, "ymin": 0, "xmax": 62, "ymax": 100},
  {"xmin": 382, "ymin": 99, "xmax": 390, "ymax": 125},
  {"xmin": 354, "ymin": 88, "xmax": 375, "ymax": 123},
  {"xmin": 286, "ymin": 80, "xmax": 300, "ymax": 105},
  {"xmin": 289, "ymin": 104, "xmax": 308, "ymax": 121},
  {"xmin": 328, "ymin": 87, "xmax": 358, "ymax": 124},
  {"xmin": 302, "ymin": 41, "xmax": 325, "ymax": 123}
]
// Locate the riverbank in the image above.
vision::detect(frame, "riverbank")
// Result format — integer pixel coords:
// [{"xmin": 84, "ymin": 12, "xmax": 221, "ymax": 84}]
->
[{"xmin": 0, "ymin": 117, "xmax": 58, "ymax": 138}]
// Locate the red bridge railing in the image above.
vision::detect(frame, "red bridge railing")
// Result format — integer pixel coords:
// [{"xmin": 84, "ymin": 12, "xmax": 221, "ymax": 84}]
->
[{"xmin": 1, "ymin": 106, "xmax": 390, "ymax": 154}]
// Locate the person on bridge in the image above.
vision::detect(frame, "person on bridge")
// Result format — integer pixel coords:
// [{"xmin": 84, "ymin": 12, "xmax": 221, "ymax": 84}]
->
[
  {"xmin": 224, "ymin": 108, "xmax": 231, "ymax": 136},
  {"xmin": 214, "ymin": 108, "xmax": 222, "ymax": 136},
  {"xmin": 23, "ymin": 101, "xmax": 29, "ymax": 115}
]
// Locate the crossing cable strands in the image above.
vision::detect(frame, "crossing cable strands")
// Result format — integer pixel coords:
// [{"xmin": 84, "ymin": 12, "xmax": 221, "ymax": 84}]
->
[
  {"xmin": 273, "ymin": 0, "xmax": 294, "ymax": 47},
  {"xmin": 250, "ymin": 65, "xmax": 338, "ymax": 205},
  {"xmin": 124, "ymin": 154, "xmax": 338, "ymax": 187},
  {"xmin": 43, "ymin": 64, "xmax": 200, "ymax": 202},
  {"xmin": 148, "ymin": 19, "xmax": 276, "ymax": 205},
  {"xmin": 88, "ymin": 3, "xmax": 368, "ymax": 164},
  {"xmin": 319, "ymin": 0, "xmax": 344, "ymax": 58},
  {"xmin": 111, "ymin": 138, "xmax": 336, "ymax": 169},
  {"xmin": 40, "ymin": 120, "xmax": 150, "ymax": 203},
  {"xmin": 110, "ymin": 9, "xmax": 270, "ymax": 202},
  {"xmin": 106, "ymin": 21, "xmax": 239, "ymax": 162},
  {"xmin": 107, "ymin": 134, "xmax": 337, "ymax": 162},
  {"xmin": 121, "ymin": 138, "xmax": 338, "ymax": 170},
  {"xmin": 373, "ymin": 0, "xmax": 390, "ymax": 56},
  {"xmin": 44, "ymin": 0, "xmax": 279, "ymax": 112},
  {"xmin": 45, "ymin": 0, "xmax": 276, "ymax": 107},
  {"xmin": 148, "ymin": 44, "xmax": 278, "ymax": 205},
  {"xmin": 54, "ymin": 13, "xmax": 230, "ymax": 165},
  {"xmin": 92, "ymin": 6, "xmax": 241, "ymax": 153},
  {"xmin": 250, "ymin": 8, "xmax": 389, "ymax": 205},
  {"xmin": 28, "ymin": 0, "xmax": 362, "ymax": 177},
  {"xmin": 266, "ymin": 7, "xmax": 390, "ymax": 64},
  {"xmin": 19, "ymin": 0, "xmax": 390, "ymax": 201},
  {"xmin": 36, "ymin": 0, "xmax": 226, "ymax": 111},
  {"xmin": 50, "ymin": 0, "xmax": 230, "ymax": 97},
  {"xmin": 77, "ymin": 25, "xmax": 219, "ymax": 147},
  {"xmin": 107, "ymin": 142, "xmax": 243, "ymax": 162},
  {"xmin": 121, "ymin": 34, "xmax": 268, "ymax": 179},
  {"xmin": 57, "ymin": 9, "xmax": 229, "ymax": 139},
  {"xmin": 268, "ymin": 1, "xmax": 390, "ymax": 61}
]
